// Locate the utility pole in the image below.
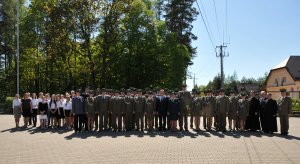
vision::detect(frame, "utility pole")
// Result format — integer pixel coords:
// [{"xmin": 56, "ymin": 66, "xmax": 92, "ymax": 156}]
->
[
  {"xmin": 16, "ymin": 0, "xmax": 20, "ymax": 94},
  {"xmin": 216, "ymin": 45, "xmax": 228, "ymax": 88},
  {"xmin": 193, "ymin": 74, "xmax": 196, "ymax": 88}
]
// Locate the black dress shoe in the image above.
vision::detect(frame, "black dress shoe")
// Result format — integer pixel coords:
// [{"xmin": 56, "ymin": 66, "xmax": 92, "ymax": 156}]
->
[{"xmin": 280, "ymin": 132, "xmax": 288, "ymax": 135}]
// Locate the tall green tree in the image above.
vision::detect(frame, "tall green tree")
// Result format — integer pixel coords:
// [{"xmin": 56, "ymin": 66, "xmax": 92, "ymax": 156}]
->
[{"xmin": 164, "ymin": 0, "xmax": 198, "ymax": 82}]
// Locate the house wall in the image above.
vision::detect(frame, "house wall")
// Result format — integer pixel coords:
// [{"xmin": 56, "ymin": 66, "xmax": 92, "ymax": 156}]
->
[{"xmin": 266, "ymin": 68, "xmax": 300, "ymax": 100}]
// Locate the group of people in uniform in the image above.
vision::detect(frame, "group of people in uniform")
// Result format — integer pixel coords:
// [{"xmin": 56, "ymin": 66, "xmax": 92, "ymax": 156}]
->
[{"xmin": 12, "ymin": 85, "xmax": 293, "ymax": 135}]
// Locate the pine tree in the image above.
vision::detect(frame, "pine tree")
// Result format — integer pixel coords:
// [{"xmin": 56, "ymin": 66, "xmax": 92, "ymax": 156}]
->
[{"xmin": 164, "ymin": 0, "xmax": 198, "ymax": 55}]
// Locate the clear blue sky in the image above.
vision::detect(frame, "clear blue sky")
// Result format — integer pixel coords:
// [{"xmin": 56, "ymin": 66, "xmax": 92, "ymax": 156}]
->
[{"xmin": 186, "ymin": 0, "xmax": 300, "ymax": 90}]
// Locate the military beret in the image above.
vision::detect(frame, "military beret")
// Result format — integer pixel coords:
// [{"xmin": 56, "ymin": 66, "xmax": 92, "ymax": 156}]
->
[
  {"xmin": 88, "ymin": 90, "xmax": 94, "ymax": 94},
  {"xmin": 137, "ymin": 89, "xmax": 143, "ymax": 92},
  {"xmin": 205, "ymin": 89, "xmax": 212, "ymax": 93},
  {"xmin": 214, "ymin": 90, "xmax": 220, "ymax": 94},
  {"xmin": 240, "ymin": 92, "xmax": 247, "ymax": 96},
  {"xmin": 229, "ymin": 90, "xmax": 235, "ymax": 94},
  {"xmin": 219, "ymin": 88, "xmax": 225, "ymax": 92},
  {"xmin": 171, "ymin": 91, "xmax": 176, "ymax": 95},
  {"xmin": 182, "ymin": 84, "xmax": 187, "ymax": 87},
  {"xmin": 280, "ymin": 88, "xmax": 287, "ymax": 92}
]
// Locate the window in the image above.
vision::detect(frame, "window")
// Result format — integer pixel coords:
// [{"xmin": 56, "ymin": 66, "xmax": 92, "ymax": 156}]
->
[
  {"xmin": 281, "ymin": 77, "xmax": 286, "ymax": 86},
  {"xmin": 273, "ymin": 79, "xmax": 278, "ymax": 86}
]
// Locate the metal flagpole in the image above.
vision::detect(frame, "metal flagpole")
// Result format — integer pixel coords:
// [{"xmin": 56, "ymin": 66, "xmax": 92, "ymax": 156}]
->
[{"xmin": 16, "ymin": 0, "xmax": 20, "ymax": 94}]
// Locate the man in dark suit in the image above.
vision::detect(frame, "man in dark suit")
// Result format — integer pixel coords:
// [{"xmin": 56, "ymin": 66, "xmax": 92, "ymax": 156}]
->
[
  {"xmin": 259, "ymin": 91, "xmax": 267, "ymax": 132},
  {"xmin": 156, "ymin": 89, "xmax": 168, "ymax": 131},
  {"xmin": 72, "ymin": 89, "xmax": 85, "ymax": 133}
]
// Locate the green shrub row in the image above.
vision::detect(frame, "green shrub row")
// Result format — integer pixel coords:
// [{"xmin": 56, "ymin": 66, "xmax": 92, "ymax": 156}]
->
[
  {"xmin": 292, "ymin": 99, "xmax": 300, "ymax": 112},
  {"xmin": 4, "ymin": 97, "xmax": 14, "ymax": 113}
]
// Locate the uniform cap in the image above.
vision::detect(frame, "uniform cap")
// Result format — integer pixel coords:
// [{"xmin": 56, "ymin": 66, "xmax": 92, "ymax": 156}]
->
[{"xmin": 280, "ymin": 88, "xmax": 287, "ymax": 92}]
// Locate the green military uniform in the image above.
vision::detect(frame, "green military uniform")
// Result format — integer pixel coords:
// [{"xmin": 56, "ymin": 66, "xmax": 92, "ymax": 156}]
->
[
  {"xmin": 144, "ymin": 97, "xmax": 156, "ymax": 128},
  {"xmin": 216, "ymin": 95, "xmax": 230, "ymax": 131},
  {"xmin": 190, "ymin": 94, "xmax": 196, "ymax": 129},
  {"xmin": 111, "ymin": 95, "xmax": 124, "ymax": 131},
  {"xmin": 124, "ymin": 95, "xmax": 134, "ymax": 131},
  {"xmin": 202, "ymin": 95, "xmax": 216, "ymax": 130},
  {"xmin": 192, "ymin": 97, "xmax": 203, "ymax": 117},
  {"xmin": 96, "ymin": 94, "xmax": 110, "ymax": 130},
  {"xmin": 134, "ymin": 96, "xmax": 145, "ymax": 131},
  {"xmin": 178, "ymin": 91, "xmax": 192, "ymax": 131},
  {"xmin": 85, "ymin": 97, "xmax": 96, "ymax": 117},
  {"xmin": 229, "ymin": 96, "xmax": 239, "ymax": 130},
  {"xmin": 277, "ymin": 96, "xmax": 292, "ymax": 135},
  {"xmin": 238, "ymin": 99, "xmax": 249, "ymax": 121},
  {"xmin": 228, "ymin": 96, "xmax": 239, "ymax": 120}
]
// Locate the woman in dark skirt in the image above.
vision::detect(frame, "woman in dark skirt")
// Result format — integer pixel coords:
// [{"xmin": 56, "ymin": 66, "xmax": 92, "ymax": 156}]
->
[
  {"xmin": 264, "ymin": 93, "xmax": 278, "ymax": 134},
  {"xmin": 38, "ymin": 96, "xmax": 48, "ymax": 129},
  {"xmin": 49, "ymin": 94, "xmax": 58, "ymax": 128},
  {"xmin": 57, "ymin": 94, "xmax": 66, "ymax": 128},
  {"xmin": 167, "ymin": 92, "xmax": 180, "ymax": 131},
  {"xmin": 20, "ymin": 93, "xmax": 32, "ymax": 128},
  {"xmin": 238, "ymin": 93, "xmax": 249, "ymax": 132},
  {"xmin": 64, "ymin": 93, "xmax": 72, "ymax": 130},
  {"xmin": 31, "ymin": 93, "xmax": 39, "ymax": 127}
]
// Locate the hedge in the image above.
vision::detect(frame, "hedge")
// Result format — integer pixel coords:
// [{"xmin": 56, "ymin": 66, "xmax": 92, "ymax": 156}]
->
[
  {"xmin": 4, "ymin": 97, "xmax": 14, "ymax": 113},
  {"xmin": 292, "ymin": 99, "xmax": 300, "ymax": 112}
]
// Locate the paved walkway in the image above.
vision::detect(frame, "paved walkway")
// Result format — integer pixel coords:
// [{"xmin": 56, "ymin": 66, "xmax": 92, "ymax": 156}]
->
[{"xmin": 0, "ymin": 115, "xmax": 300, "ymax": 163}]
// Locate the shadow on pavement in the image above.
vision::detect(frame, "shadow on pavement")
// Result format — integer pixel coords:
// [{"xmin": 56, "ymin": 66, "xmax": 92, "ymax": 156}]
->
[{"xmin": 2, "ymin": 126, "xmax": 300, "ymax": 141}]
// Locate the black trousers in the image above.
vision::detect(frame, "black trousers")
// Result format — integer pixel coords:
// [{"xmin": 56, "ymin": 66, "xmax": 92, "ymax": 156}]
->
[
  {"xmin": 158, "ymin": 113, "xmax": 167, "ymax": 130},
  {"xmin": 83, "ymin": 114, "xmax": 88, "ymax": 131},
  {"xmin": 74, "ymin": 114, "xmax": 84, "ymax": 132},
  {"xmin": 154, "ymin": 113, "xmax": 159, "ymax": 128},
  {"xmin": 32, "ymin": 109, "xmax": 38, "ymax": 126}
]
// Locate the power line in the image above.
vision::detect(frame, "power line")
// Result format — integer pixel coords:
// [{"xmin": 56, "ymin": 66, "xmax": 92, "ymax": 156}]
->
[
  {"xmin": 199, "ymin": 0, "xmax": 216, "ymax": 48},
  {"xmin": 195, "ymin": 1, "xmax": 216, "ymax": 52},
  {"xmin": 225, "ymin": 0, "xmax": 230, "ymax": 44},
  {"xmin": 213, "ymin": 0, "xmax": 222, "ymax": 44}
]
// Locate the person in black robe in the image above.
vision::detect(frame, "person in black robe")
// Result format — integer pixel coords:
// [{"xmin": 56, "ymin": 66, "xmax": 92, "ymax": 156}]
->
[
  {"xmin": 264, "ymin": 93, "xmax": 278, "ymax": 134},
  {"xmin": 259, "ymin": 91, "xmax": 267, "ymax": 132},
  {"xmin": 245, "ymin": 91, "xmax": 261, "ymax": 131}
]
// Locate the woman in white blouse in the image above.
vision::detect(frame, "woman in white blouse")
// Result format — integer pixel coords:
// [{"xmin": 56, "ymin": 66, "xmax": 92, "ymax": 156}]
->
[
  {"xmin": 31, "ymin": 93, "xmax": 39, "ymax": 127},
  {"xmin": 12, "ymin": 94, "xmax": 22, "ymax": 127},
  {"xmin": 64, "ymin": 93, "xmax": 72, "ymax": 130},
  {"xmin": 49, "ymin": 94, "xmax": 58, "ymax": 128},
  {"xmin": 57, "ymin": 94, "xmax": 66, "ymax": 128}
]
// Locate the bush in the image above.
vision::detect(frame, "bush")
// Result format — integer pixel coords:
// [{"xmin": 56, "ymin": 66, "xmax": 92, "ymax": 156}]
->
[
  {"xmin": 4, "ymin": 97, "xmax": 14, "ymax": 113},
  {"xmin": 292, "ymin": 99, "xmax": 300, "ymax": 112}
]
